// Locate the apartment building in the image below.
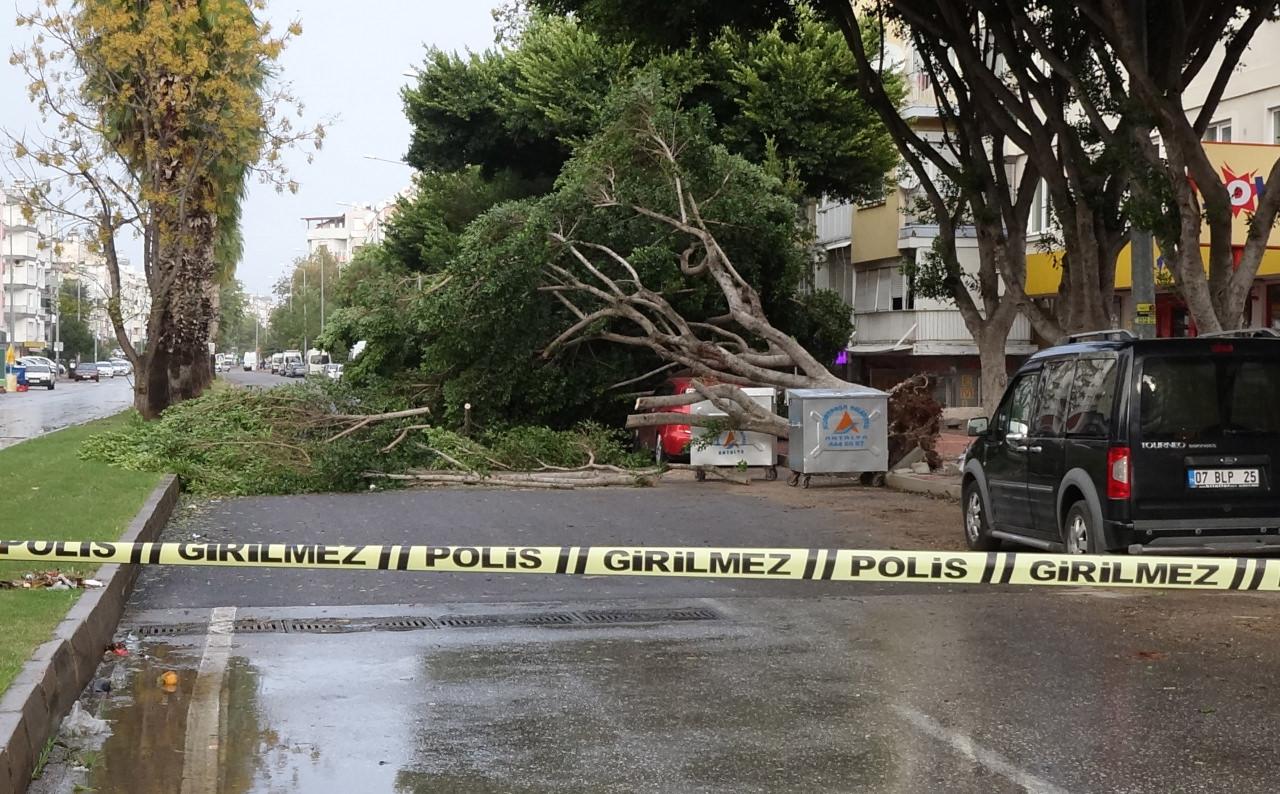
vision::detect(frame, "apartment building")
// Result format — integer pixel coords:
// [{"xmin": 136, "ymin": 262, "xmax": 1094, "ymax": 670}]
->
[
  {"xmin": 1022, "ymin": 21, "xmax": 1280, "ymax": 336},
  {"xmin": 1, "ymin": 189, "xmax": 52, "ymax": 350},
  {"xmin": 815, "ymin": 40, "xmax": 1033, "ymax": 409},
  {"xmin": 54, "ymin": 232, "xmax": 150, "ymax": 349},
  {"xmin": 303, "ymin": 187, "xmax": 412, "ymax": 266}
]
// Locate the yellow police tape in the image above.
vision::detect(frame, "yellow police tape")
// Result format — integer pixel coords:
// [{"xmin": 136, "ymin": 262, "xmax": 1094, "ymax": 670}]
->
[{"xmin": 1, "ymin": 540, "xmax": 1276, "ymax": 591}]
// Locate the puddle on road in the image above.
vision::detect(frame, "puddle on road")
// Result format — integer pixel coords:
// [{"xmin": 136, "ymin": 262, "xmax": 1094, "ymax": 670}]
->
[{"xmin": 33, "ymin": 638, "xmax": 279, "ymax": 794}]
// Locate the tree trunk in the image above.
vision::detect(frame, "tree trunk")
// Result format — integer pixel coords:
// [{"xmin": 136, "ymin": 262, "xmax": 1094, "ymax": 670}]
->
[
  {"xmin": 976, "ymin": 326, "xmax": 1012, "ymax": 417},
  {"xmin": 135, "ymin": 345, "xmax": 171, "ymax": 419},
  {"xmin": 153, "ymin": 209, "xmax": 218, "ymax": 404}
]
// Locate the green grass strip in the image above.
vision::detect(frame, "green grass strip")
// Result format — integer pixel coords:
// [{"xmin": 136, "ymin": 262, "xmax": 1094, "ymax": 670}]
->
[{"xmin": 0, "ymin": 413, "xmax": 161, "ymax": 693}]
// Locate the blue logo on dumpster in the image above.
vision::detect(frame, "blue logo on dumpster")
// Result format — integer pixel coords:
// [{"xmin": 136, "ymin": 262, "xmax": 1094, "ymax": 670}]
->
[{"xmin": 820, "ymin": 404, "xmax": 872, "ymax": 450}]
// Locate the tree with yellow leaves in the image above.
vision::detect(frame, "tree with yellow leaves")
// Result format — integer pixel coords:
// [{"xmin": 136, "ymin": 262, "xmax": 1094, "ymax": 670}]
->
[{"xmin": 7, "ymin": 0, "xmax": 322, "ymax": 417}]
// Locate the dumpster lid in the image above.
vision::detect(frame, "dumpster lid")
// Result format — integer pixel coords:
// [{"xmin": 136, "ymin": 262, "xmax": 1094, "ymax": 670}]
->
[{"xmin": 787, "ymin": 386, "xmax": 888, "ymax": 399}]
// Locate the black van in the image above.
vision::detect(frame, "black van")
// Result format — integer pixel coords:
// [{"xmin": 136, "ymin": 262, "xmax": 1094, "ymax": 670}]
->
[{"xmin": 962, "ymin": 329, "xmax": 1280, "ymax": 554}]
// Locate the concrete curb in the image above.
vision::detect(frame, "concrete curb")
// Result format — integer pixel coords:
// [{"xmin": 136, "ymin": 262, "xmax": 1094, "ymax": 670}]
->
[
  {"xmin": 0, "ymin": 474, "xmax": 179, "ymax": 794},
  {"xmin": 886, "ymin": 471, "xmax": 962, "ymax": 501}
]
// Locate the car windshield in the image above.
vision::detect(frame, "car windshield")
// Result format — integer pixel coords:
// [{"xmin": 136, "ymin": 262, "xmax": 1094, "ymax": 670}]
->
[
  {"xmin": 79, "ymin": 363, "xmax": 96, "ymax": 370},
  {"xmin": 1139, "ymin": 355, "xmax": 1280, "ymax": 438},
  {"xmin": 26, "ymin": 365, "xmax": 49, "ymax": 373}
]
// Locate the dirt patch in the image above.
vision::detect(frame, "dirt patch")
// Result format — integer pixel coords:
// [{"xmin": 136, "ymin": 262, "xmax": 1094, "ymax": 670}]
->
[{"xmin": 663, "ymin": 470, "xmax": 966, "ymax": 551}]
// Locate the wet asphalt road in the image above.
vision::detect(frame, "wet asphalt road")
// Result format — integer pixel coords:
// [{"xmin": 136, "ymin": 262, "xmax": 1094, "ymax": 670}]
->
[
  {"xmin": 0, "ymin": 375, "xmax": 133, "ymax": 449},
  {"xmin": 33, "ymin": 486, "xmax": 1280, "ymax": 793},
  {"xmin": 221, "ymin": 368, "xmax": 287, "ymax": 389}
]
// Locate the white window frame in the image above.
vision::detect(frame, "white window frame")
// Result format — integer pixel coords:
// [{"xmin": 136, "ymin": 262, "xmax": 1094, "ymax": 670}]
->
[
  {"xmin": 1270, "ymin": 107, "xmax": 1280, "ymax": 146},
  {"xmin": 1028, "ymin": 179, "xmax": 1051, "ymax": 235},
  {"xmin": 1204, "ymin": 119, "xmax": 1232, "ymax": 142}
]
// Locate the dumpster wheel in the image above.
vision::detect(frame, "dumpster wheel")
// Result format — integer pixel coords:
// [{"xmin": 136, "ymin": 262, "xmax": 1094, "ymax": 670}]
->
[
  {"xmin": 801, "ymin": 474, "xmax": 812, "ymax": 489},
  {"xmin": 787, "ymin": 472, "xmax": 800, "ymax": 487},
  {"xmin": 694, "ymin": 468, "xmax": 707, "ymax": 482},
  {"xmin": 765, "ymin": 466, "xmax": 778, "ymax": 481}
]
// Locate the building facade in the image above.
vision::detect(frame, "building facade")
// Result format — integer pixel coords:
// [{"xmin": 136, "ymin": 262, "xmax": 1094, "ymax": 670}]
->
[
  {"xmin": 56, "ymin": 233, "xmax": 150, "ymax": 350},
  {"xmin": 1, "ymin": 189, "xmax": 53, "ymax": 350},
  {"xmin": 1023, "ymin": 19, "xmax": 1280, "ymax": 336},
  {"xmin": 812, "ymin": 39, "xmax": 1034, "ymax": 410},
  {"xmin": 303, "ymin": 187, "xmax": 412, "ymax": 266}
]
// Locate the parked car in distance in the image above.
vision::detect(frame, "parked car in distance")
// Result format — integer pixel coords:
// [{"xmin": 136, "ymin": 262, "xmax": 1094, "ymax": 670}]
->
[
  {"xmin": 96, "ymin": 361, "xmax": 116, "ymax": 378},
  {"xmin": 23, "ymin": 363, "xmax": 54, "ymax": 390},
  {"xmin": 71, "ymin": 362, "xmax": 100, "ymax": 382},
  {"xmin": 962, "ymin": 329, "xmax": 1280, "ymax": 556},
  {"xmin": 270, "ymin": 353, "xmax": 284, "ymax": 374},
  {"xmin": 19, "ymin": 356, "xmax": 63, "ymax": 377},
  {"xmin": 243, "ymin": 352, "xmax": 258, "ymax": 371},
  {"xmin": 632, "ymin": 375, "xmax": 707, "ymax": 464},
  {"xmin": 324, "ymin": 363, "xmax": 343, "ymax": 380},
  {"xmin": 282, "ymin": 359, "xmax": 307, "ymax": 378},
  {"xmin": 110, "ymin": 358, "xmax": 133, "ymax": 376}
]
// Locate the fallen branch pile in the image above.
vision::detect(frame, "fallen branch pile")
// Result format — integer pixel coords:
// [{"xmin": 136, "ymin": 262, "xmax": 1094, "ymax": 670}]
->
[{"xmin": 81, "ymin": 384, "xmax": 658, "ymax": 495}]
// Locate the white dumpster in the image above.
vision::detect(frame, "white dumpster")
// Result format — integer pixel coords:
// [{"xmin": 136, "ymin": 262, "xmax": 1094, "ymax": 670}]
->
[{"xmin": 689, "ymin": 387, "xmax": 778, "ymax": 478}]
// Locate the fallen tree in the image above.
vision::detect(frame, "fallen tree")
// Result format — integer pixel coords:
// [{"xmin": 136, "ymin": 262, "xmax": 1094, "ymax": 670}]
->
[{"xmin": 541, "ymin": 101, "xmax": 942, "ymax": 467}]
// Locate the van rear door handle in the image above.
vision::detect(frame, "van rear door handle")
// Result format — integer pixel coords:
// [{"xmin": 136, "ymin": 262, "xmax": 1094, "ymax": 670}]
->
[{"xmin": 1027, "ymin": 445, "xmax": 1043, "ymax": 453}]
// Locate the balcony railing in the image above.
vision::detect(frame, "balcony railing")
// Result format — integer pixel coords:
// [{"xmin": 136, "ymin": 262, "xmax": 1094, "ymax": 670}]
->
[
  {"xmin": 1, "ymin": 264, "xmax": 43, "ymax": 288},
  {"xmin": 851, "ymin": 309, "xmax": 1034, "ymax": 354}
]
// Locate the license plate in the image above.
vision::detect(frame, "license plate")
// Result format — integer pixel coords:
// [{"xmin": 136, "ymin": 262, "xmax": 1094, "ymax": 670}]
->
[{"xmin": 1187, "ymin": 468, "xmax": 1260, "ymax": 489}]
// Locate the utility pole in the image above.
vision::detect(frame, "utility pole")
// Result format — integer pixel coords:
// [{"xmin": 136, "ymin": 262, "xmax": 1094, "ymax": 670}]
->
[
  {"xmin": 1130, "ymin": 0, "xmax": 1157, "ymax": 338},
  {"xmin": 302, "ymin": 265, "xmax": 308, "ymax": 353},
  {"xmin": 5, "ymin": 202, "xmax": 16, "ymax": 394}
]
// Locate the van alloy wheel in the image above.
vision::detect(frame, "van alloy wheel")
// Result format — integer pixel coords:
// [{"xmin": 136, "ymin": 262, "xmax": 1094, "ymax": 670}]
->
[
  {"xmin": 965, "ymin": 490, "xmax": 983, "ymax": 544},
  {"xmin": 1065, "ymin": 511, "xmax": 1088, "ymax": 554}
]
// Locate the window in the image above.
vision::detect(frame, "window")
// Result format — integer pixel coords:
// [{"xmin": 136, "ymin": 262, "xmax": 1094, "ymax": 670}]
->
[
  {"xmin": 826, "ymin": 247, "xmax": 854, "ymax": 306},
  {"xmin": 994, "ymin": 373, "xmax": 1039, "ymax": 438},
  {"xmin": 1032, "ymin": 359, "xmax": 1076, "ymax": 437},
  {"xmin": 1028, "ymin": 179, "xmax": 1051, "ymax": 234},
  {"xmin": 1139, "ymin": 357, "xmax": 1280, "ymax": 439},
  {"xmin": 1204, "ymin": 120, "xmax": 1232, "ymax": 142},
  {"xmin": 1065, "ymin": 357, "xmax": 1118, "ymax": 436},
  {"xmin": 1272, "ymin": 108, "xmax": 1280, "ymax": 145}
]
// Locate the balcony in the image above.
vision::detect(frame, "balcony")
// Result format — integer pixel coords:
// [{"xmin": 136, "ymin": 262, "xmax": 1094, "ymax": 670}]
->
[
  {"xmin": 849, "ymin": 309, "xmax": 1035, "ymax": 356},
  {"xmin": 1, "ymin": 263, "xmax": 43, "ymax": 288},
  {"xmin": 815, "ymin": 200, "xmax": 853, "ymax": 249},
  {"xmin": 1, "ymin": 234, "xmax": 41, "ymax": 261},
  {"xmin": 2, "ymin": 297, "xmax": 44, "ymax": 318}
]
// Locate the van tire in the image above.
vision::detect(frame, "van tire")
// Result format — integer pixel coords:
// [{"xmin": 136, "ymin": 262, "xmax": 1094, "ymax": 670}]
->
[
  {"xmin": 1063, "ymin": 500, "xmax": 1104, "ymax": 554},
  {"xmin": 962, "ymin": 480, "xmax": 999, "ymax": 551}
]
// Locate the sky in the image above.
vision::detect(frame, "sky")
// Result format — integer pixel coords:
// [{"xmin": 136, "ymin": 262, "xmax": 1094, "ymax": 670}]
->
[{"xmin": 0, "ymin": 1, "xmax": 501, "ymax": 296}]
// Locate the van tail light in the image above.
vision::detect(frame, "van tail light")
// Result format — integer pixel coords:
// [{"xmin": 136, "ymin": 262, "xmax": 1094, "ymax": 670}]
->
[{"xmin": 1107, "ymin": 446, "xmax": 1132, "ymax": 499}]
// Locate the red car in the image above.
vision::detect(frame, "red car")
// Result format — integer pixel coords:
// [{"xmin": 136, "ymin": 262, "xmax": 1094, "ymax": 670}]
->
[{"xmin": 634, "ymin": 376, "xmax": 702, "ymax": 463}]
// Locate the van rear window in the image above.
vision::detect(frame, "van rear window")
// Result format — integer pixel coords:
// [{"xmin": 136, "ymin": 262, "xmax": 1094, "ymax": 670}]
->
[{"xmin": 1139, "ymin": 356, "xmax": 1280, "ymax": 438}]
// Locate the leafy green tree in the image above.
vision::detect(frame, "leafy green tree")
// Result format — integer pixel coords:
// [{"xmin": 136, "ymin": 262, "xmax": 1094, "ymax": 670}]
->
[
  {"xmin": 57, "ymin": 282, "xmax": 96, "ymax": 361},
  {"xmin": 402, "ymin": 11, "xmax": 899, "ymax": 202},
  {"xmin": 328, "ymin": 87, "xmax": 851, "ymax": 429},
  {"xmin": 11, "ymin": 0, "xmax": 319, "ymax": 418},
  {"xmin": 267, "ymin": 250, "xmax": 343, "ymax": 353}
]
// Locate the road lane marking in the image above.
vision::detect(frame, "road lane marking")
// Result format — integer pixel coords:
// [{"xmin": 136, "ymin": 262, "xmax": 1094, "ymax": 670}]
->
[
  {"xmin": 892, "ymin": 704, "xmax": 1070, "ymax": 794},
  {"xmin": 181, "ymin": 606, "xmax": 237, "ymax": 794}
]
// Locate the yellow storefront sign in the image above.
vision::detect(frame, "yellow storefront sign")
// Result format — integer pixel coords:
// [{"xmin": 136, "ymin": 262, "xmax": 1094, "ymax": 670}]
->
[{"xmin": 1026, "ymin": 142, "xmax": 1280, "ymax": 297}]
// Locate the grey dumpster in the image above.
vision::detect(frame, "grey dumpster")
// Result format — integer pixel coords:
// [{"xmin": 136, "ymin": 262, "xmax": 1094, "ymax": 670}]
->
[{"xmin": 786, "ymin": 387, "xmax": 889, "ymax": 486}]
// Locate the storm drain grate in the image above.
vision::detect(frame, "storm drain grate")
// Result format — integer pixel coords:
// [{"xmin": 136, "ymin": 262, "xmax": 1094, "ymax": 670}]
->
[
  {"xmin": 435, "ymin": 612, "xmax": 576, "ymax": 628},
  {"xmin": 575, "ymin": 607, "xmax": 721, "ymax": 624},
  {"xmin": 285, "ymin": 619, "xmax": 354, "ymax": 634},
  {"xmin": 374, "ymin": 617, "xmax": 437, "ymax": 631},
  {"xmin": 127, "ymin": 607, "xmax": 721, "ymax": 638},
  {"xmin": 234, "ymin": 619, "xmax": 289, "ymax": 633},
  {"xmin": 135, "ymin": 623, "xmax": 202, "ymax": 637}
]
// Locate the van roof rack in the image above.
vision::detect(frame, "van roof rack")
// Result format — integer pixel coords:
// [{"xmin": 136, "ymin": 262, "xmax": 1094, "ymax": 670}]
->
[
  {"xmin": 1197, "ymin": 328, "xmax": 1280, "ymax": 339},
  {"xmin": 1066, "ymin": 329, "xmax": 1137, "ymax": 343}
]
